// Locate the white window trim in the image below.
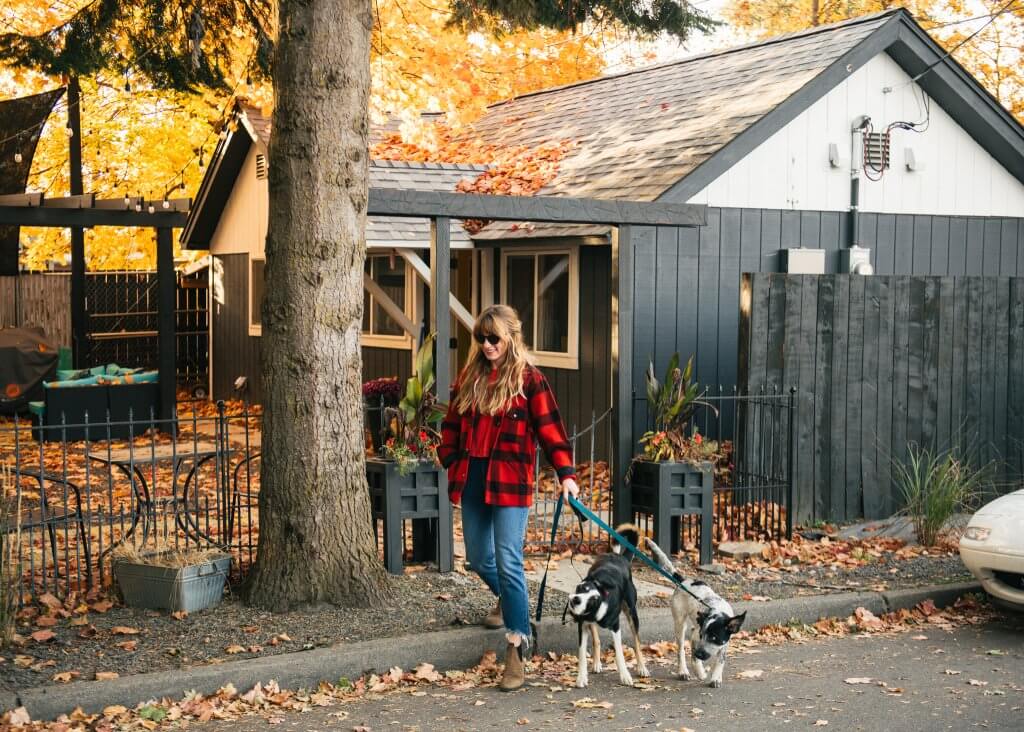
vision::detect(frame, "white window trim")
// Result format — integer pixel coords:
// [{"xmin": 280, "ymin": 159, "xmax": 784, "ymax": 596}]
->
[
  {"xmin": 248, "ymin": 254, "xmax": 264, "ymax": 337},
  {"xmin": 499, "ymin": 246, "xmax": 579, "ymax": 370},
  {"xmin": 362, "ymin": 253, "xmax": 416, "ymax": 350}
]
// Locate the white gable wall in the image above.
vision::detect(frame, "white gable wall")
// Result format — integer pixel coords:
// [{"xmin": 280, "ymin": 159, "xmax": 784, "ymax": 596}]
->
[
  {"xmin": 209, "ymin": 145, "xmax": 268, "ymax": 257},
  {"xmin": 688, "ymin": 52, "xmax": 1024, "ymax": 216}
]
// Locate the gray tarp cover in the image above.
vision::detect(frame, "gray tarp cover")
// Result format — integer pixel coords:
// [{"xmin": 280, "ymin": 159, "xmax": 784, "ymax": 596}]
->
[{"xmin": 0, "ymin": 326, "xmax": 58, "ymax": 413}]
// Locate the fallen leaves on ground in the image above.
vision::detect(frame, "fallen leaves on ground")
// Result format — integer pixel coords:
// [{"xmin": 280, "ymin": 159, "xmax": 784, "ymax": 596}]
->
[
  {"xmin": 571, "ymin": 698, "xmax": 613, "ymax": 709},
  {"xmin": 736, "ymin": 669, "xmax": 764, "ymax": 679},
  {"xmin": 110, "ymin": 626, "xmax": 140, "ymax": 636},
  {"xmin": 95, "ymin": 672, "xmax": 119, "ymax": 681}
]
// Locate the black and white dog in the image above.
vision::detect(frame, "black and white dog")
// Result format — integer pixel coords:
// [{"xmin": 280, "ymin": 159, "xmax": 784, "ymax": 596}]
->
[
  {"xmin": 646, "ymin": 538, "xmax": 746, "ymax": 688},
  {"xmin": 566, "ymin": 524, "xmax": 650, "ymax": 688}
]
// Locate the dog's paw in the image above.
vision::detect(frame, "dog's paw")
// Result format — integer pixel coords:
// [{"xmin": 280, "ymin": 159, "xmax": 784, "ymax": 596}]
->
[
  {"xmin": 637, "ymin": 663, "xmax": 651, "ymax": 678},
  {"xmin": 592, "ymin": 659, "xmax": 603, "ymax": 673},
  {"xmin": 618, "ymin": 671, "xmax": 634, "ymax": 687},
  {"xmin": 677, "ymin": 671, "xmax": 691, "ymax": 681},
  {"xmin": 575, "ymin": 675, "xmax": 589, "ymax": 689},
  {"xmin": 707, "ymin": 678, "xmax": 722, "ymax": 689}
]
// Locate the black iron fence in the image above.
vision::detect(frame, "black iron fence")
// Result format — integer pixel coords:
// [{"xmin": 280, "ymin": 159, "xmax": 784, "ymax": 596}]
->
[
  {"xmin": 0, "ymin": 403, "xmax": 259, "ymax": 602},
  {"xmin": 631, "ymin": 386, "xmax": 795, "ymax": 557}
]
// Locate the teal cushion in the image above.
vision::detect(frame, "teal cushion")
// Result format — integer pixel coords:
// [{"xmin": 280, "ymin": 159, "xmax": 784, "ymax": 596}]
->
[
  {"xmin": 56, "ymin": 368, "xmax": 88, "ymax": 381},
  {"xmin": 28, "ymin": 401, "xmax": 45, "ymax": 417},
  {"xmin": 88, "ymin": 366, "xmax": 106, "ymax": 377},
  {"xmin": 127, "ymin": 370, "xmax": 159, "ymax": 384},
  {"xmin": 44, "ymin": 375, "xmax": 101, "ymax": 388}
]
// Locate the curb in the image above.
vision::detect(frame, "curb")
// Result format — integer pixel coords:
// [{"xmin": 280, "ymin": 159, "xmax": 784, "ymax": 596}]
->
[{"xmin": 1, "ymin": 581, "xmax": 982, "ymax": 720}]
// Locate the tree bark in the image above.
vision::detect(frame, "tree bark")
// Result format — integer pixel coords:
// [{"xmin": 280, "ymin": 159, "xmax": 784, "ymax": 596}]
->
[{"xmin": 246, "ymin": 0, "xmax": 392, "ymax": 610}]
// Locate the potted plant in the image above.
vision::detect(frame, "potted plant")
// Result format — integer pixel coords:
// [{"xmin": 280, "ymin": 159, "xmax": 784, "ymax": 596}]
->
[
  {"xmin": 629, "ymin": 353, "xmax": 719, "ymax": 563},
  {"xmin": 365, "ymin": 334, "xmax": 452, "ymax": 574},
  {"xmin": 112, "ymin": 545, "xmax": 231, "ymax": 613},
  {"xmin": 362, "ymin": 376, "xmax": 402, "ymax": 454}
]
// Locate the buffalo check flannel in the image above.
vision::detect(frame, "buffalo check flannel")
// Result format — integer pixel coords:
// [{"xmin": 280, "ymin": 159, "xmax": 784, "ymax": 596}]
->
[{"xmin": 438, "ymin": 365, "xmax": 577, "ymax": 507}]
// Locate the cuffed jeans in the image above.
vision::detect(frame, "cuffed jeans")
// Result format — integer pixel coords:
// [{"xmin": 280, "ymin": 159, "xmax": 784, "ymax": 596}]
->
[{"xmin": 461, "ymin": 457, "xmax": 531, "ymax": 643}]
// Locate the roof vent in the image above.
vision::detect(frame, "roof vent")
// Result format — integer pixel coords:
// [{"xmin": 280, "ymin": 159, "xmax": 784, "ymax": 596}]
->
[
  {"xmin": 255, "ymin": 153, "xmax": 268, "ymax": 180},
  {"xmin": 863, "ymin": 132, "xmax": 890, "ymax": 171}
]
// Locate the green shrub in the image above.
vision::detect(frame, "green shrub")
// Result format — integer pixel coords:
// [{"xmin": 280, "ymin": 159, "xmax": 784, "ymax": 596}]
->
[{"xmin": 893, "ymin": 444, "xmax": 990, "ymax": 546}]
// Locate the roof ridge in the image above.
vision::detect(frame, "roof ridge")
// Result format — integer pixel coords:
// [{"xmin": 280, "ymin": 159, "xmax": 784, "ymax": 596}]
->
[{"xmin": 483, "ymin": 8, "xmax": 904, "ymax": 109}]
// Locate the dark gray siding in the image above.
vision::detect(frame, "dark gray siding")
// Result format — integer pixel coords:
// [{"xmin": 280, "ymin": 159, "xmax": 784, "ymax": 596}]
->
[
  {"xmin": 211, "ymin": 254, "xmax": 413, "ymax": 402},
  {"xmin": 630, "ymin": 209, "xmax": 1024, "ymax": 408}
]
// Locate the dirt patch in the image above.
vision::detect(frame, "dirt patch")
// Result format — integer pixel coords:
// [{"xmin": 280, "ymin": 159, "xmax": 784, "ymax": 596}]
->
[{"xmin": 0, "ymin": 571, "xmax": 568, "ymax": 694}]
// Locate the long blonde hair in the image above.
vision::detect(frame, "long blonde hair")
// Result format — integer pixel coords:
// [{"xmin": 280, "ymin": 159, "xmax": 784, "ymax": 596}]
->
[{"xmin": 454, "ymin": 305, "xmax": 533, "ymax": 415}]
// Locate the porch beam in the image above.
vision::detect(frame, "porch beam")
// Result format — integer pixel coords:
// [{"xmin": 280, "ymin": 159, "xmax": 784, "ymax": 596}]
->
[
  {"xmin": 368, "ymin": 189, "xmax": 706, "ymax": 227},
  {"xmin": 397, "ymin": 248, "xmax": 474, "ymax": 331},
  {"xmin": 362, "ymin": 271, "xmax": 419, "ymax": 338},
  {"xmin": 430, "ymin": 218, "xmax": 451, "ymax": 394},
  {"xmin": 156, "ymin": 227, "xmax": 176, "ymax": 426}
]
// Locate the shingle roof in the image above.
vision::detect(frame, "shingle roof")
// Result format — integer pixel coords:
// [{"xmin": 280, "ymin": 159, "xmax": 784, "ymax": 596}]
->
[
  {"xmin": 469, "ymin": 12, "xmax": 893, "ymax": 203},
  {"xmin": 235, "ymin": 106, "xmax": 485, "ymax": 249},
  {"xmin": 367, "ymin": 160, "xmax": 487, "ymax": 249}
]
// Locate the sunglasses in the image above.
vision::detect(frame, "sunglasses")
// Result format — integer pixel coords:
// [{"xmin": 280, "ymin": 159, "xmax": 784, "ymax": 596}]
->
[{"xmin": 474, "ymin": 333, "xmax": 502, "ymax": 346}]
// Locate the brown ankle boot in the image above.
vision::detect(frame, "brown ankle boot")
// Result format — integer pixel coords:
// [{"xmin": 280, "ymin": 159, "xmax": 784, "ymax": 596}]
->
[
  {"xmin": 483, "ymin": 599, "xmax": 503, "ymax": 629},
  {"xmin": 499, "ymin": 642, "xmax": 525, "ymax": 692}
]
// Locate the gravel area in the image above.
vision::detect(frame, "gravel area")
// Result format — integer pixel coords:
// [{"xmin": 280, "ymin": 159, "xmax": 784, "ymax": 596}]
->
[
  {"xmin": 0, "ymin": 571, "xmax": 568, "ymax": 694},
  {"xmin": 635, "ymin": 552, "xmax": 973, "ymax": 607}
]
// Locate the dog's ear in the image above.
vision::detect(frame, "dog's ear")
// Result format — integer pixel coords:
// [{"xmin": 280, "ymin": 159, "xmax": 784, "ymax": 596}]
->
[
  {"xmin": 696, "ymin": 609, "xmax": 709, "ymax": 626},
  {"xmin": 726, "ymin": 611, "xmax": 747, "ymax": 634},
  {"xmin": 591, "ymin": 578, "xmax": 609, "ymax": 597}
]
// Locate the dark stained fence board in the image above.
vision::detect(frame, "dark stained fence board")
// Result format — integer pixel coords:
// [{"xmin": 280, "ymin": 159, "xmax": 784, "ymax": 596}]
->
[
  {"xmin": 845, "ymin": 275, "xmax": 866, "ymax": 520},
  {"xmin": 812, "ymin": 276, "xmax": 835, "ymax": 522},
  {"xmin": 740, "ymin": 273, "xmax": 1024, "ymax": 523},
  {"xmin": 829, "ymin": 276, "xmax": 850, "ymax": 523}
]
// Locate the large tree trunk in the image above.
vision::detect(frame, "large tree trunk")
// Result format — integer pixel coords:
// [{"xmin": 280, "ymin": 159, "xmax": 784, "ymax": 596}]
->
[{"xmin": 246, "ymin": 0, "xmax": 391, "ymax": 610}]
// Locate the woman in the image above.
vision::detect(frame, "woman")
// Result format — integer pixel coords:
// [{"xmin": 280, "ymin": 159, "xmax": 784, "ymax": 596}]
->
[{"xmin": 437, "ymin": 304, "xmax": 579, "ymax": 692}]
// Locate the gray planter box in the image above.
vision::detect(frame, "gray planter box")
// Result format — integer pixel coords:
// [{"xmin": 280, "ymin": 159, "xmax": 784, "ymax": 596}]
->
[
  {"xmin": 114, "ymin": 554, "xmax": 231, "ymax": 613},
  {"xmin": 629, "ymin": 459, "xmax": 714, "ymax": 565},
  {"xmin": 366, "ymin": 458, "xmax": 453, "ymax": 575}
]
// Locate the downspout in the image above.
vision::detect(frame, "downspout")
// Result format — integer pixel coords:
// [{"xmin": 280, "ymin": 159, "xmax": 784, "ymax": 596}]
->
[{"xmin": 849, "ymin": 115, "xmax": 871, "ymax": 249}]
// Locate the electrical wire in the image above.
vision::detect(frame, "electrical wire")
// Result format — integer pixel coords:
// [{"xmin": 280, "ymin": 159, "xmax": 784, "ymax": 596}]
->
[{"xmin": 911, "ymin": 0, "xmax": 1021, "ymax": 84}]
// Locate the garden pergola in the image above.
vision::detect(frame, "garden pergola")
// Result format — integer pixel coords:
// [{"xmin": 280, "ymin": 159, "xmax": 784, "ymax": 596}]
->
[{"xmin": 0, "ymin": 192, "xmax": 189, "ymax": 421}]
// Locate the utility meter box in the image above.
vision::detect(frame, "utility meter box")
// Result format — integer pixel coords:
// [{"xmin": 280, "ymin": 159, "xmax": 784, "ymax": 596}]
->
[
  {"xmin": 779, "ymin": 248, "xmax": 826, "ymax": 274},
  {"xmin": 840, "ymin": 246, "xmax": 874, "ymax": 275}
]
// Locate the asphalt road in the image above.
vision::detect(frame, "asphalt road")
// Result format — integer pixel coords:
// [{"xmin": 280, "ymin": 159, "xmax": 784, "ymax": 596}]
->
[{"xmin": 206, "ymin": 614, "xmax": 1024, "ymax": 731}]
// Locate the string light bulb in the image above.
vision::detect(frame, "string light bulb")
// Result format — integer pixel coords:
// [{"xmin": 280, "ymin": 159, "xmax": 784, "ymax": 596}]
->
[
  {"xmin": 162, "ymin": 197, "xmax": 170, "ymax": 209},
  {"xmin": 64, "ymin": 127, "xmax": 74, "ymax": 138},
  {"xmin": 123, "ymin": 192, "xmax": 130, "ymax": 208},
  {"xmin": 14, "ymin": 152, "xmax": 22, "ymax": 163},
  {"xmin": 148, "ymin": 203, "xmax": 155, "ymax": 214}
]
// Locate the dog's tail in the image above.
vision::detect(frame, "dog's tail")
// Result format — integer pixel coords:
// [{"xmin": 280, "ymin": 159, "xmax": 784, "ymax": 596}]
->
[
  {"xmin": 645, "ymin": 536, "xmax": 683, "ymax": 580},
  {"xmin": 611, "ymin": 523, "xmax": 641, "ymax": 555}
]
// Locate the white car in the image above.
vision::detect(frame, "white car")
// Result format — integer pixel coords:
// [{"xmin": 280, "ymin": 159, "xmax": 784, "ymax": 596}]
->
[{"xmin": 959, "ymin": 489, "xmax": 1024, "ymax": 611}]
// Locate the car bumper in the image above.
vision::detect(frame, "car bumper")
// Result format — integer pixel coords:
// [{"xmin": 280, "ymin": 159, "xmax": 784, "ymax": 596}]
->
[{"xmin": 959, "ymin": 544, "xmax": 1024, "ymax": 608}]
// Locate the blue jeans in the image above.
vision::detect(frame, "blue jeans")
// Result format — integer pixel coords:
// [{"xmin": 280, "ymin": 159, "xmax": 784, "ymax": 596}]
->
[{"xmin": 461, "ymin": 458, "xmax": 531, "ymax": 643}]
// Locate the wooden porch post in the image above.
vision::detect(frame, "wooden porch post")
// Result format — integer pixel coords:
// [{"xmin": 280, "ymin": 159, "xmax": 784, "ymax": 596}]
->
[
  {"xmin": 156, "ymin": 227, "xmax": 176, "ymax": 424},
  {"xmin": 68, "ymin": 76, "xmax": 87, "ymax": 366},
  {"xmin": 612, "ymin": 225, "xmax": 634, "ymax": 525},
  {"xmin": 430, "ymin": 217, "xmax": 451, "ymax": 391}
]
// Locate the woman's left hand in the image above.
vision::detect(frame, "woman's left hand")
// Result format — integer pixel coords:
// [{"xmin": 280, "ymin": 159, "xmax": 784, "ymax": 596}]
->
[{"xmin": 561, "ymin": 478, "xmax": 580, "ymax": 503}]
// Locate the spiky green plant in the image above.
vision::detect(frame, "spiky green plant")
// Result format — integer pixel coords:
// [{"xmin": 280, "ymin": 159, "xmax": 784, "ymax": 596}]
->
[
  {"xmin": 893, "ymin": 444, "xmax": 991, "ymax": 546},
  {"xmin": 382, "ymin": 333, "xmax": 447, "ymax": 474}
]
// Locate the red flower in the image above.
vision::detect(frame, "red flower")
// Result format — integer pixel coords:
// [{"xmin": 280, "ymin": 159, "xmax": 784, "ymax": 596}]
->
[
  {"xmin": 693, "ymin": 434, "xmax": 703, "ymax": 445},
  {"xmin": 419, "ymin": 430, "xmax": 428, "ymax": 442}
]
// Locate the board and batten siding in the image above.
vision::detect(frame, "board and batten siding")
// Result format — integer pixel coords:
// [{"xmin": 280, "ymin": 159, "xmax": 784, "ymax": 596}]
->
[
  {"xmin": 626, "ymin": 208, "xmax": 1024, "ymax": 442},
  {"xmin": 687, "ymin": 53, "xmax": 1024, "ymax": 217},
  {"xmin": 210, "ymin": 254, "xmax": 412, "ymax": 403}
]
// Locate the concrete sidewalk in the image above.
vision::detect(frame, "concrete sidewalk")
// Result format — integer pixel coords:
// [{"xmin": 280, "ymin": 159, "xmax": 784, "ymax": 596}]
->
[{"xmin": 0, "ymin": 581, "xmax": 980, "ymax": 720}]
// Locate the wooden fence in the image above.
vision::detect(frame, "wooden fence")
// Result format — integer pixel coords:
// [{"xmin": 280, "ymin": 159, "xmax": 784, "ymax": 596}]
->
[
  {"xmin": 0, "ymin": 273, "xmax": 71, "ymax": 343},
  {"xmin": 0, "ymin": 272, "xmax": 208, "ymax": 387},
  {"xmin": 739, "ymin": 274, "xmax": 1024, "ymax": 524}
]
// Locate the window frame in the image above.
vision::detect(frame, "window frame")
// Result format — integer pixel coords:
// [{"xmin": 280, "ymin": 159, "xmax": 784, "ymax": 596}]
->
[
  {"xmin": 499, "ymin": 246, "xmax": 579, "ymax": 370},
  {"xmin": 248, "ymin": 254, "xmax": 265, "ymax": 337},
  {"xmin": 362, "ymin": 252, "xmax": 416, "ymax": 350}
]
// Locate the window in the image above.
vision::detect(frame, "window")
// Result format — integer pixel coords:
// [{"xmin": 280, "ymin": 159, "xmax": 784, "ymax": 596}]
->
[
  {"xmin": 362, "ymin": 254, "xmax": 415, "ymax": 348},
  {"xmin": 248, "ymin": 256, "xmax": 265, "ymax": 336},
  {"xmin": 500, "ymin": 248, "xmax": 579, "ymax": 369}
]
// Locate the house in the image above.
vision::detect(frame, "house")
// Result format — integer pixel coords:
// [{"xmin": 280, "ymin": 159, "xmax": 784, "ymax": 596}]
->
[{"xmin": 183, "ymin": 9, "xmax": 1024, "ymax": 458}]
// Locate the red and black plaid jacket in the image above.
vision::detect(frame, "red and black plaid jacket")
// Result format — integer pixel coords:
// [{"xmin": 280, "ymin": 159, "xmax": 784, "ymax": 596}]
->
[{"xmin": 438, "ymin": 365, "xmax": 577, "ymax": 507}]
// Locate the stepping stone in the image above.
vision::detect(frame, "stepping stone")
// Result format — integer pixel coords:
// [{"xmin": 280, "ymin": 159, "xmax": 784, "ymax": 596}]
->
[{"xmin": 717, "ymin": 540, "xmax": 767, "ymax": 560}]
